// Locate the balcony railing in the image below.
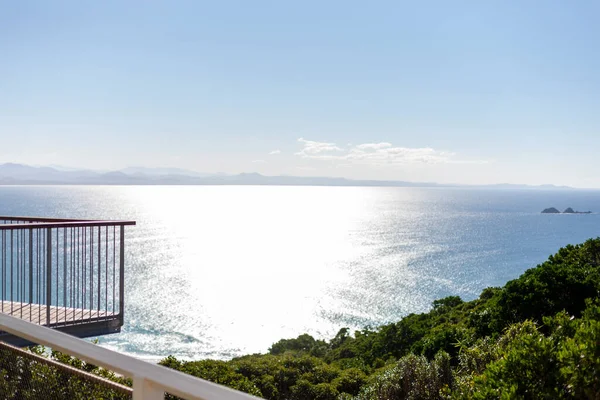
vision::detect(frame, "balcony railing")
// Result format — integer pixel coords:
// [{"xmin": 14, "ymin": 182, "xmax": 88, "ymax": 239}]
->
[
  {"xmin": 0, "ymin": 312, "xmax": 260, "ymax": 400},
  {"xmin": 0, "ymin": 216, "xmax": 136, "ymax": 345}
]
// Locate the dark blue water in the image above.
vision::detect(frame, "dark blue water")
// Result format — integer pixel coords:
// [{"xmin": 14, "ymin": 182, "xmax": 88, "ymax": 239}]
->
[{"xmin": 0, "ymin": 186, "xmax": 599, "ymax": 360}]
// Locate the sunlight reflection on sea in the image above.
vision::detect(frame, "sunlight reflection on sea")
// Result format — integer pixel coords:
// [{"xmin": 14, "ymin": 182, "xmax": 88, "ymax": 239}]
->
[{"xmin": 1, "ymin": 185, "xmax": 599, "ymax": 361}]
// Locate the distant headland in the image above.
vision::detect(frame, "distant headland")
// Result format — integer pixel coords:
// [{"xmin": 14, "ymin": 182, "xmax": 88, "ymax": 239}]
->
[
  {"xmin": 542, "ymin": 207, "xmax": 592, "ymax": 214},
  {"xmin": 0, "ymin": 162, "xmax": 583, "ymax": 188}
]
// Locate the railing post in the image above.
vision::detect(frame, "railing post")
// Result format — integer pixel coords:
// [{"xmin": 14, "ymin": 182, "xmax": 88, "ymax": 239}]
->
[
  {"xmin": 133, "ymin": 377, "xmax": 165, "ymax": 400},
  {"xmin": 28, "ymin": 229, "xmax": 33, "ymax": 304},
  {"xmin": 97, "ymin": 227, "xmax": 101, "ymax": 312},
  {"xmin": 119, "ymin": 225, "xmax": 125, "ymax": 323},
  {"xmin": 46, "ymin": 228, "xmax": 52, "ymax": 326}
]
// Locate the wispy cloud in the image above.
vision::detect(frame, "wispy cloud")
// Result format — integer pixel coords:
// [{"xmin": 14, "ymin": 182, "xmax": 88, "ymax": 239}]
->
[
  {"xmin": 295, "ymin": 138, "xmax": 343, "ymax": 157},
  {"xmin": 295, "ymin": 139, "xmax": 488, "ymax": 165},
  {"xmin": 269, "ymin": 150, "xmax": 281, "ymax": 155},
  {"xmin": 355, "ymin": 142, "xmax": 392, "ymax": 150},
  {"xmin": 252, "ymin": 159, "xmax": 266, "ymax": 163}
]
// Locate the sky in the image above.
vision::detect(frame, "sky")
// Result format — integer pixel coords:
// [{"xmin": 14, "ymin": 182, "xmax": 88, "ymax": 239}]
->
[{"xmin": 1, "ymin": 1, "xmax": 600, "ymax": 186}]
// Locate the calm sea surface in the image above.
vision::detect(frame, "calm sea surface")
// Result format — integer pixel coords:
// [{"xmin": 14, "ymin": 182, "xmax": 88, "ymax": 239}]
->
[{"xmin": 1, "ymin": 185, "xmax": 599, "ymax": 361}]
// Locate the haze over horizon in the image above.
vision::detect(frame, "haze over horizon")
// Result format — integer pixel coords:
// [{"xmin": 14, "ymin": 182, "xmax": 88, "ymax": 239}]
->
[{"xmin": 2, "ymin": 1, "xmax": 599, "ymax": 187}]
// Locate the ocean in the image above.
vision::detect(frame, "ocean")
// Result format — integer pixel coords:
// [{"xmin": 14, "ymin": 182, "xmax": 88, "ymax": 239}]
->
[{"xmin": 1, "ymin": 185, "xmax": 599, "ymax": 361}]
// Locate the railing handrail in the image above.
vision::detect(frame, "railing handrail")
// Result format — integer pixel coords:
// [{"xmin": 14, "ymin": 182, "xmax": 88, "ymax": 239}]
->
[
  {"xmin": 0, "ymin": 216, "xmax": 96, "ymax": 222},
  {"xmin": 0, "ymin": 313, "xmax": 261, "ymax": 400},
  {"xmin": 0, "ymin": 220, "xmax": 136, "ymax": 230}
]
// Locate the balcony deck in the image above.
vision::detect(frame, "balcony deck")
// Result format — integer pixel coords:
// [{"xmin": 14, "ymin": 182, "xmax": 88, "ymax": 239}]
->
[{"xmin": 0, "ymin": 216, "xmax": 135, "ymax": 346}]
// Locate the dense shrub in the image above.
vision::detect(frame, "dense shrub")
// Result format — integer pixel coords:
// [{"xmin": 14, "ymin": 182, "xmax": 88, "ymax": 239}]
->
[
  {"xmin": 0, "ymin": 345, "xmax": 131, "ymax": 400},
  {"xmin": 494, "ymin": 239, "xmax": 600, "ymax": 330},
  {"xmin": 355, "ymin": 352, "xmax": 453, "ymax": 400}
]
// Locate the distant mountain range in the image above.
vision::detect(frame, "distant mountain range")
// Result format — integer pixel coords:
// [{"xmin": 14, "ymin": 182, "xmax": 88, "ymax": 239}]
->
[{"xmin": 0, "ymin": 163, "xmax": 576, "ymax": 189}]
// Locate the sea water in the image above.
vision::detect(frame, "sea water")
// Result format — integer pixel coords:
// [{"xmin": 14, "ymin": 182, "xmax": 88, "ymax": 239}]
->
[{"xmin": 0, "ymin": 185, "xmax": 599, "ymax": 361}]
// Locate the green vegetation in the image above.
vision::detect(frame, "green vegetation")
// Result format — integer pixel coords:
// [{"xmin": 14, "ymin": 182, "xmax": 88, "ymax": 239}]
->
[
  {"xmin": 0, "ymin": 344, "xmax": 131, "ymax": 399},
  {"xmin": 159, "ymin": 238, "xmax": 600, "ymax": 399},
  {"xmin": 2, "ymin": 238, "xmax": 599, "ymax": 399}
]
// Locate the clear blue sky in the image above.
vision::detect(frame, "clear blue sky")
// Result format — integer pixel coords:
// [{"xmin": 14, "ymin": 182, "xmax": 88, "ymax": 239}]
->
[{"xmin": 1, "ymin": 1, "xmax": 599, "ymax": 186}]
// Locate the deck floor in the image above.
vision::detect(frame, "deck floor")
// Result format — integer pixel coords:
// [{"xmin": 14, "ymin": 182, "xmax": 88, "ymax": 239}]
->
[{"xmin": 0, "ymin": 301, "xmax": 114, "ymax": 326}]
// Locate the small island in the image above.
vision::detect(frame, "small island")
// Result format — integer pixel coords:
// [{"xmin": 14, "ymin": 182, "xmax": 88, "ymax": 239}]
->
[
  {"xmin": 563, "ymin": 207, "xmax": 592, "ymax": 214},
  {"xmin": 541, "ymin": 207, "xmax": 561, "ymax": 213},
  {"xmin": 542, "ymin": 207, "xmax": 592, "ymax": 214}
]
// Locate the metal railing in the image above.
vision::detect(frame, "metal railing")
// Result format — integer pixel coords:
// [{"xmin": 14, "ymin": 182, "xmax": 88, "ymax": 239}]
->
[
  {"xmin": 0, "ymin": 216, "xmax": 135, "ymax": 338},
  {"xmin": 0, "ymin": 313, "xmax": 261, "ymax": 400}
]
